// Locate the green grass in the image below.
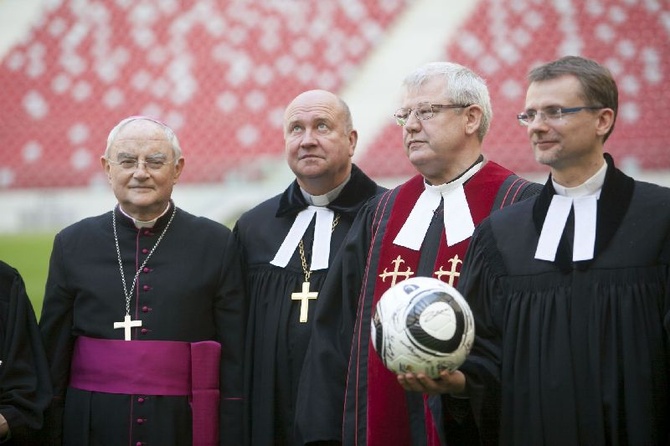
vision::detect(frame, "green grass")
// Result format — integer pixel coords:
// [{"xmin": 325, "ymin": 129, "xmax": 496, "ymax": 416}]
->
[{"xmin": 0, "ymin": 232, "xmax": 56, "ymax": 317}]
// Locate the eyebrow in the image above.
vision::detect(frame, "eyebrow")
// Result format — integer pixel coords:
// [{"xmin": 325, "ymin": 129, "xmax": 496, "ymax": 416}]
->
[{"xmin": 116, "ymin": 152, "xmax": 169, "ymax": 159}]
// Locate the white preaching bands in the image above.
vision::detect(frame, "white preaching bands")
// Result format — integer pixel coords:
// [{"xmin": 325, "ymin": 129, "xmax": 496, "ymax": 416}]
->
[
  {"xmin": 270, "ymin": 177, "xmax": 349, "ymax": 271},
  {"xmin": 394, "ymin": 161, "xmax": 483, "ymax": 251},
  {"xmin": 271, "ymin": 206, "xmax": 334, "ymax": 271},
  {"xmin": 535, "ymin": 161, "xmax": 607, "ymax": 262}
]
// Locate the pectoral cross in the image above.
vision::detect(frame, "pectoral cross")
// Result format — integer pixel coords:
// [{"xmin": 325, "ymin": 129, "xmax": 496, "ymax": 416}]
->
[
  {"xmin": 291, "ymin": 281, "xmax": 318, "ymax": 323},
  {"xmin": 113, "ymin": 314, "xmax": 142, "ymax": 341}
]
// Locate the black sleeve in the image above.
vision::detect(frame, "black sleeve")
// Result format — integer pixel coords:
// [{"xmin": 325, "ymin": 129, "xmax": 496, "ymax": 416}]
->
[
  {"xmin": 0, "ymin": 261, "xmax": 52, "ymax": 444},
  {"xmin": 294, "ymin": 202, "xmax": 378, "ymax": 444},
  {"xmin": 215, "ymin": 230, "xmax": 247, "ymax": 446}
]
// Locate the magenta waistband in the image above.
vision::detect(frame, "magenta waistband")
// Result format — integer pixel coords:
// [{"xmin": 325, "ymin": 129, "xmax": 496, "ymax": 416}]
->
[
  {"xmin": 70, "ymin": 336, "xmax": 196, "ymax": 395},
  {"xmin": 70, "ymin": 336, "xmax": 221, "ymax": 446}
]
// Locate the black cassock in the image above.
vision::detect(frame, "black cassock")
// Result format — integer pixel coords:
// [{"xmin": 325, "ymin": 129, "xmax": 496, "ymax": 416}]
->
[
  {"xmin": 39, "ymin": 203, "xmax": 245, "ymax": 446},
  {"xmin": 459, "ymin": 154, "xmax": 670, "ymax": 445},
  {"xmin": 233, "ymin": 164, "xmax": 383, "ymax": 445},
  {"xmin": 0, "ymin": 261, "xmax": 51, "ymax": 445}
]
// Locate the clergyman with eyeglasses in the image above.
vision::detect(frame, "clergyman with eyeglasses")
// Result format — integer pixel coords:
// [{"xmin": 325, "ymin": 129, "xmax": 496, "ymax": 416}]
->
[
  {"xmin": 38, "ymin": 116, "xmax": 246, "ymax": 446},
  {"xmin": 296, "ymin": 62, "xmax": 541, "ymax": 446},
  {"xmin": 449, "ymin": 55, "xmax": 670, "ymax": 444}
]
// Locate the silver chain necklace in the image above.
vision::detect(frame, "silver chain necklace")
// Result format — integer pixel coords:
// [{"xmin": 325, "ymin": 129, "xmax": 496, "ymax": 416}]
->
[{"xmin": 112, "ymin": 205, "xmax": 177, "ymax": 316}]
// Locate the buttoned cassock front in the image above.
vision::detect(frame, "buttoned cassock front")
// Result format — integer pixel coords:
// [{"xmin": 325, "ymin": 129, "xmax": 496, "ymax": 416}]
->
[{"xmin": 39, "ymin": 204, "xmax": 245, "ymax": 446}]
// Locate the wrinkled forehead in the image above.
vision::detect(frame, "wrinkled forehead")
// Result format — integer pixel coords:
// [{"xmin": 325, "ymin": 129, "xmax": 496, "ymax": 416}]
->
[
  {"xmin": 285, "ymin": 102, "xmax": 339, "ymax": 124},
  {"xmin": 284, "ymin": 91, "xmax": 342, "ymax": 123},
  {"xmin": 401, "ymin": 77, "xmax": 448, "ymax": 106}
]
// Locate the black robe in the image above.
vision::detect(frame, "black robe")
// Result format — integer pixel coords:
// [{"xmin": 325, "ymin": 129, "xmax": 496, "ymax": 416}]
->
[
  {"xmin": 39, "ymin": 203, "xmax": 245, "ymax": 446},
  {"xmin": 296, "ymin": 160, "xmax": 540, "ymax": 445},
  {"xmin": 458, "ymin": 154, "xmax": 670, "ymax": 445},
  {"xmin": 233, "ymin": 164, "xmax": 384, "ymax": 445},
  {"xmin": 0, "ymin": 261, "xmax": 51, "ymax": 445}
]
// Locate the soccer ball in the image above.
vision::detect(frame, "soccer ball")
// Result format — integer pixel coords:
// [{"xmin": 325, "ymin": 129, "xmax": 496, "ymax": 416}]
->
[{"xmin": 370, "ymin": 276, "xmax": 475, "ymax": 378}]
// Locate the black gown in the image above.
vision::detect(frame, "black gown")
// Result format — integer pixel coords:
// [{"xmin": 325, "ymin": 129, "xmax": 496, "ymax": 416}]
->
[
  {"xmin": 458, "ymin": 154, "xmax": 670, "ymax": 445},
  {"xmin": 233, "ymin": 164, "xmax": 384, "ymax": 445},
  {"xmin": 39, "ymin": 203, "xmax": 245, "ymax": 446},
  {"xmin": 0, "ymin": 261, "xmax": 51, "ymax": 445}
]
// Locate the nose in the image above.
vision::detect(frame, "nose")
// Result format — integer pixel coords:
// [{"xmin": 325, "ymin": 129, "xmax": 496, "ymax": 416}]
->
[
  {"xmin": 403, "ymin": 112, "xmax": 421, "ymax": 133},
  {"xmin": 132, "ymin": 162, "xmax": 151, "ymax": 177},
  {"xmin": 527, "ymin": 113, "xmax": 549, "ymax": 132},
  {"xmin": 300, "ymin": 128, "xmax": 318, "ymax": 147}
]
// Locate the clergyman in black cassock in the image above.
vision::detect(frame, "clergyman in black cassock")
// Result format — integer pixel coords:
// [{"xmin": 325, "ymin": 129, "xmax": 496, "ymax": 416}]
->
[
  {"xmin": 38, "ymin": 116, "xmax": 245, "ymax": 446},
  {"xmin": 456, "ymin": 56, "xmax": 670, "ymax": 445},
  {"xmin": 234, "ymin": 90, "xmax": 385, "ymax": 446}
]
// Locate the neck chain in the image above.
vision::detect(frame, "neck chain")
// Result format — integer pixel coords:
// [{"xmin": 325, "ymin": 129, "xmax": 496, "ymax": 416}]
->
[
  {"xmin": 112, "ymin": 205, "xmax": 177, "ymax": 316},
  {"xmin": 298, "ymin": 213, "xmax": 340, "ymax": 282}
]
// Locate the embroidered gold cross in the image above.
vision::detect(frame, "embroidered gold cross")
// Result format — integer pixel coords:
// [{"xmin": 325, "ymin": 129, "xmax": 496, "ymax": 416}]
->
[
  {"xmin": 379, "ymin": 255, "xmax": 414, "ymax": 287},
  {"xmin": 434, "ymin": 254, "xmax": 462, "ymax": 286}
]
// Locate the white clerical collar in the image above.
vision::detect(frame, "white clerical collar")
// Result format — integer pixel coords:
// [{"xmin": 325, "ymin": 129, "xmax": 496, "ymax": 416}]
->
[
  {"xmin": 535, "ymin": 161, "xmax": 606, "ymax": 262},
  {"xmin": 394, "ymin": 160, "xmax": 483, "ymax": 250},
  {"xmin": 270, "ymin": 178, "xmax": 350, "ymax": 271},
  {"xmin": 300, "ymin": 174, "xmax": 350, "ymax": 206},
  {"xmin": 552, "ymin": 161, "xmax": 607, "ymax": 198},
  {"xmin": 118, "ymin": 204, "xmax": 171, "ymax": 228}
]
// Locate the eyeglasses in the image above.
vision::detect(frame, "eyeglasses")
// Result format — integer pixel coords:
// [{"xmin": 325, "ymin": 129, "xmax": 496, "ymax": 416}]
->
[
  {"xmin": 393, "ymin": 102, "xmax": 471, "ymax": 126},
  {"xmin": 106, "ymin": 158, "xmax": 173, "ymax": 171},
  {"xmin": 517, "ymin": 106, "xmax": 603, "ymax": 126}
]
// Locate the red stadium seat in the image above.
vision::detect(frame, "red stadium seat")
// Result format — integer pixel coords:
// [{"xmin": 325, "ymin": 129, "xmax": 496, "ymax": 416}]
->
[{"xmin": 0, "ymin": 0, "xmax": 409, "ymax": 189}]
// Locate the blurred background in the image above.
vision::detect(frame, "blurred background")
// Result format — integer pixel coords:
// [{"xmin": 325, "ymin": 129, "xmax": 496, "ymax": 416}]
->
[{"xmin": 1, "ymin": 0, "xmax": 669, "ymax": 311}]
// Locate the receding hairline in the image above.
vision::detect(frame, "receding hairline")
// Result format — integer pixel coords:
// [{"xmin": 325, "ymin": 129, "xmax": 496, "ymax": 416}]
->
[
  {"xmin": 283, "ymin": 90, "xmax": 354, "ymax": 133},
  {"xmin": 104, "ymin": 116, "xmax": 183, "ymax": 160}
]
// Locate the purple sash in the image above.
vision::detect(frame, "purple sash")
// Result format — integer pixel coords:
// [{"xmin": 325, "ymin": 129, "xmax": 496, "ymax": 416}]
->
[{"xmin": 70, "ymin": 336, "xmax": 221, "ymax": 446}]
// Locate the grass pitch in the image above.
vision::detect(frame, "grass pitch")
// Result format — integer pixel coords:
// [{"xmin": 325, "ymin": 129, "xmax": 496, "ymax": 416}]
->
[{"xmin": 0, "ymin": 232, "xmax": 55, "ymax": 317}]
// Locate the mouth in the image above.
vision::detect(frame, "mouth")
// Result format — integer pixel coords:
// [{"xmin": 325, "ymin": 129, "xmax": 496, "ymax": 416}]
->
[
  {"xmin": 298, "ymin": 154, "xmax": 323, "ymax": 161},
  {"xmin": 407, "ymin": 140, "xmax": 426, "ymax": 151},
  {"xmin": 534, "ymin": 139, "xmax": 558, "ymax": 150}
]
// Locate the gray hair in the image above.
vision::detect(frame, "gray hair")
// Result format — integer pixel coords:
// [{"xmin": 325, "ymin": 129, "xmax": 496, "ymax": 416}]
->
[
  {"xmin": 402, "ymin": 62, "xmax": 492, "ymax": 141},
  {"xmin": 104, "ymin": 116, "xmax": 183, "ymax": 161}
]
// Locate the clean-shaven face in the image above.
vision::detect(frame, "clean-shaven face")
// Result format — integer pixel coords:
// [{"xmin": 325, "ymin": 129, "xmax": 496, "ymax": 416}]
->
[{"xmin": 102, "ymin": 120, "xmax": 183, "ymax": 220}]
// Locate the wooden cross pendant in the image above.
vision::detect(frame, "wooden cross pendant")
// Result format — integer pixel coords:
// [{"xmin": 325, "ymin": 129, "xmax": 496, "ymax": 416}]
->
[
  {"xmin": 113, "ymin": 314, "xmax": 142, "ymax": 341},
  {"xmin": 291, "ymin": 281, "xmax": 318, "ymax": 323}
]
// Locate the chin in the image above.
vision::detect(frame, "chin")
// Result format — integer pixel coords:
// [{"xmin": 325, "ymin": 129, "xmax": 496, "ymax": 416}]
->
[
  {"xmin": 533, "ymin": 148, "xmax": 558, "ymax": 167},
  {"xmin": 408, "ymin": 152, "xmax": 431, "ymax": 169}
]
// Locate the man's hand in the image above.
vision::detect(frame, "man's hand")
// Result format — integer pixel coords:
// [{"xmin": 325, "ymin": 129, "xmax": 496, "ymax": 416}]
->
[
  {"xmin": 0, "ymin": 413, "xmax": 9, "ymax": 438},
  {"xmin": 397, "ymin": 369, "xmax": 467, "ymax": 396}
]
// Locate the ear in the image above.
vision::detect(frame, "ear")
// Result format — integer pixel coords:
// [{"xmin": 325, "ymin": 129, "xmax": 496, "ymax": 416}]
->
[
  {"xmin": 173, "ymin": 158, "xmax": 185, "ymax": 184},
  {"xmin": 348, "ymin": 129, "xmax": 358, "ymax": 157},
  {"xmin": 595, "ymin": 108, "xmax": 615, "ymax": 138},
  {"xmin": 464, "ymin": 105, "xmax": 483, "ymax": 137},
  {"xmin": 101, "ymin": 156, "xmax": 112, "ymax": 182}
]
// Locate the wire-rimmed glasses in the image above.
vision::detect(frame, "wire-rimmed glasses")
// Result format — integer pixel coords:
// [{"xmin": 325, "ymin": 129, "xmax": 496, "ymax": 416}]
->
[
  {"xmin": 516, "ymin": 106, "xmax": 603, "ymax": 126},
  {"xmin": 106, "ymin": 157, "xmax": 173, "ymax": 171},
  {"xmin": 393, "ymin": 102, "xmax": 471, "ymax": 126}
]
